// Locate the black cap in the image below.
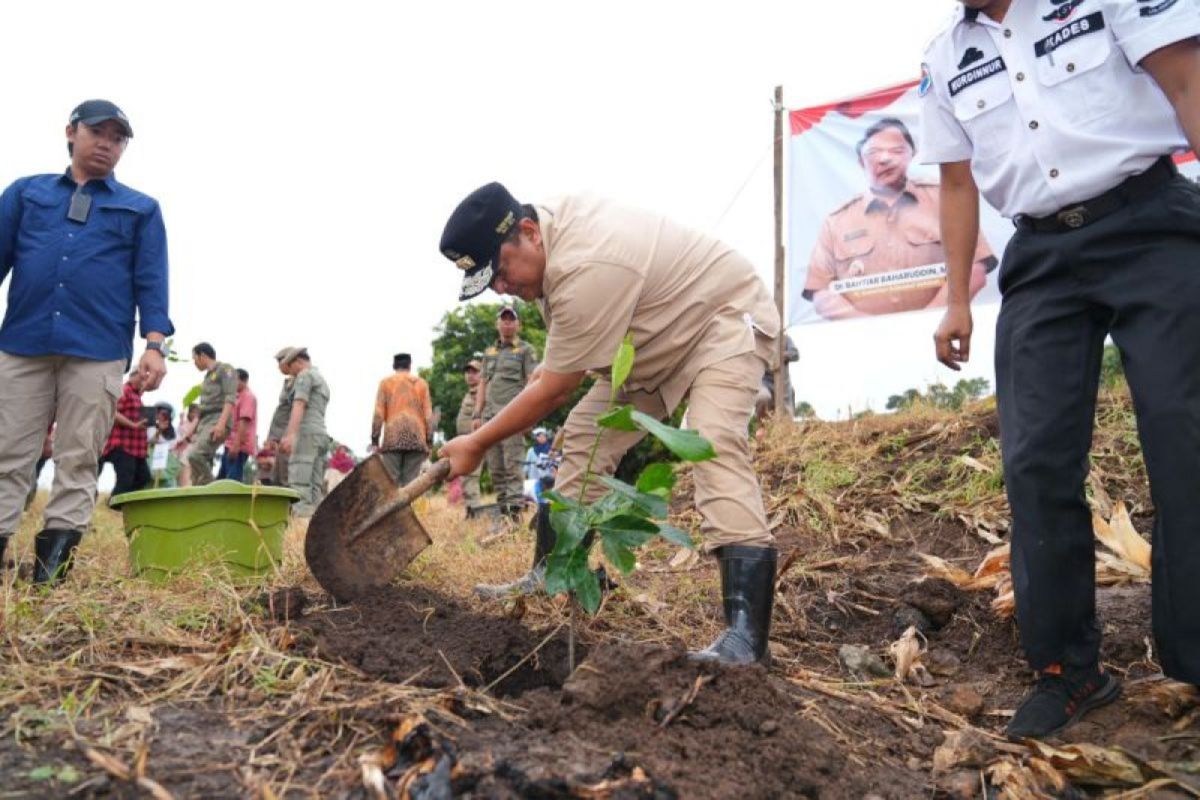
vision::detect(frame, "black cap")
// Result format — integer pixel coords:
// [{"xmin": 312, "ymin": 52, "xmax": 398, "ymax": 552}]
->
[
  {"xmin": 69, "ymin": 99, "xmax": 133, "ymax": 138},
  {"xmin": 439, "ymin": 182, "xmax": 523, "ymax": 301}
]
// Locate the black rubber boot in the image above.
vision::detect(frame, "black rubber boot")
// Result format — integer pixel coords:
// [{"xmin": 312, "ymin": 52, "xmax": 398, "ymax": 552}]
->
[
  {"xmin": 474, "ymin": 504, "xmax": 557, "ymax": 598},
  {"xmin": 690, "ymin": 546, "xmax": 777, "ymax": 666},
  {"xmin": 0, "ymin": 534, "xmax": 9, "ymax": 570},
  {"xmin": 33, "ymin": 529, "xmax": 83, "ymax": 585}
]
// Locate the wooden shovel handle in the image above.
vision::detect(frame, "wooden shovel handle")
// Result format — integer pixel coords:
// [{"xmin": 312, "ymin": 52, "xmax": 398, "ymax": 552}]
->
[{"xmin": 347, "ymin": 458, "xmax": 453, "ymax": 543}]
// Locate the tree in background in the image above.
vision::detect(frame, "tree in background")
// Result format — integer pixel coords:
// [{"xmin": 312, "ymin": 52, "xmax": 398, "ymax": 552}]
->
[
  {"xmin": 886, "ymin": 377, "xmax": 991, "ymax": 412},
  {"xmin": 1100, "ymin": 343, "xmax": 1125, "ymax": 390},
  {"xmin": 794, "ymin": 400, "xmax": 817, "ymax": 420},
  {"xmin": 420, "ymin": 301, "xmax": 590, "ymax": 442}
]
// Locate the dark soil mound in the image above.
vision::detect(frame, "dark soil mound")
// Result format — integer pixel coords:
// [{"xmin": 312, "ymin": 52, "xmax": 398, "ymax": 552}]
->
[
  {"xmin": 293, "ymin": 583, "xmax": 576, "ymax": 697},
  {"xmin": 456, "ymin": 640, "xmax": 925, "ymax": 799}
]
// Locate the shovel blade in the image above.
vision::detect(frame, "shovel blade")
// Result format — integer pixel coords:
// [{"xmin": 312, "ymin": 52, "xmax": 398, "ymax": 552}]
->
[{"xmin": 304, "ymin": 453, "xmax": 433, "ymax": 602}]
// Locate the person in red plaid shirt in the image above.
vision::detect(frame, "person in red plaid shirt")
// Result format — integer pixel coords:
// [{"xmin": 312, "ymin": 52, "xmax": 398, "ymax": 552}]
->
[{"xmin": 100, "ymin": 371, "xmax": 151, "ymax": 500}]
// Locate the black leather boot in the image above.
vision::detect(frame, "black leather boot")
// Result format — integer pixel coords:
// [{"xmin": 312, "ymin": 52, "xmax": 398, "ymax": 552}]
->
[
  {"xmin": 33, "ymin": 529, "xmax": 83, "ymax": 585},
  {"xmin": 474, "ymin": 503, "xmax": 557, "ymax": 598},
  {"xmin": 690, "ymin": 546, "xmax": 777, "ymax": 666}
]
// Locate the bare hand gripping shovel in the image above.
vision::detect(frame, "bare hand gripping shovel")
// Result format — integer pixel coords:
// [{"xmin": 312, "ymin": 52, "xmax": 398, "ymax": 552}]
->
[{"xmin": 305, "ymin": 455, "xmax": 452, "ymax": 602}]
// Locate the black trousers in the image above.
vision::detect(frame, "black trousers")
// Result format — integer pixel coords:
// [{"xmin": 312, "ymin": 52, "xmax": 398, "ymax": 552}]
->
[
  {"xmin": 996, "ymin": 174, "xmax": 1200, "ymax": 684},
  {"xmin": 103, "ymin": 448, "xmax": 151, "ymax": 500}
]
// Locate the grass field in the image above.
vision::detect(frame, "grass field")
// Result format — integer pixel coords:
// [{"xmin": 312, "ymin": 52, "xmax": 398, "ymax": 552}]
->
[{"xmin": 2, "ymin": 393, "xmax": 1197, "ymax": 798}]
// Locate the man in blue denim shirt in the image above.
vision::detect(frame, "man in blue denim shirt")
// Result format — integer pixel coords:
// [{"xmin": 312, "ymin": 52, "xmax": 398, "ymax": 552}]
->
[{"xmin": 0, "ymin": 100, "xmax": 173, "ymax": 584}]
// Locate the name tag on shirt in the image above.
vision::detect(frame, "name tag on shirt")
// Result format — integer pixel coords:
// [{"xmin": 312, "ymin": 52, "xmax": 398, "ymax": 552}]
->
[
  {"xmin": 1035, "ymin": 12, "xmax": 1106, "ymax": 58},
  {"xmin": 949, "ymin": 56, "xmax": 1007, "ymax": 97}
]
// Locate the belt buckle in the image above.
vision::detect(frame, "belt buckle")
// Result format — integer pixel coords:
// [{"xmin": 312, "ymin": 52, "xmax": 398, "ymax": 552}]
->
[{"xmin": 1057, "ymin": 205, "xmax": 1088, "ymax": 229}]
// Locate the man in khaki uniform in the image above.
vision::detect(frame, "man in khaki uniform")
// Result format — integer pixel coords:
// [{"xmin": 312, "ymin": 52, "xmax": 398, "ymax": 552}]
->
[
  {"xmin": 454, "ymin": 359, "xmax": 484, "ymax": 517},
  {"xmin": 478, "ymin": 306, "xmax": 537, "ymax": 520},
  {"xmin": 187, "ymin": 342, "xmax": 237, "ymax": 487},
  {"xmin": 278, "ymin": 347, "xmax": 330, "ymax": 516},
  {"xmin": 805, "ymin": 118, "xmax": 995, "ymax": 320},
  {"xmin": 263, "ymin": 348, "xmax": 294, "ymax": 486},
  {"xmin": 438, "ymin": 183, "xmax": 780, "ymax": 666}
]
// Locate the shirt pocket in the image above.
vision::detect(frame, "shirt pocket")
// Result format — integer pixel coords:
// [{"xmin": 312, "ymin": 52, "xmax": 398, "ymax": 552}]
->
[
  {"xmin": 1034, "ymin": 24, "xmax": 1117, "ymax": 125},
  {"xmin": 93, "ymin": 202, "xmax": 138, "ymax": 246},
  {"xmin": 830, "ymin": 232, "xmax": 876, "ymax": 277},
  {"xmin": 903, "ymin": 224, "xmax": 944, "ymax": 267},
  {"xmin": 19, "ymin": 190, "xmax": 63, "ymax": 235}
]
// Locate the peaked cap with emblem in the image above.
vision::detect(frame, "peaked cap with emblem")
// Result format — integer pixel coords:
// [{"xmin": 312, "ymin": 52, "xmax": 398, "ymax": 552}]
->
[{"xmin": 440, "ymin": 182, "xmax": 524, "ymax": 301}]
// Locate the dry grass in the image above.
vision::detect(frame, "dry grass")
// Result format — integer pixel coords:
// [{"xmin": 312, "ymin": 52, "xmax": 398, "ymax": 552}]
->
[{"xmin": 1, "ymin": 389, "xmax": 1190, "ymax": 798}]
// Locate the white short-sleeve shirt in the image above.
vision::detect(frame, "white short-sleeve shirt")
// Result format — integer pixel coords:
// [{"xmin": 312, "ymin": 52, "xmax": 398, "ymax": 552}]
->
[{"xmin": 919, "ymin": 0, "xmax": 1200, "ymax": 218}]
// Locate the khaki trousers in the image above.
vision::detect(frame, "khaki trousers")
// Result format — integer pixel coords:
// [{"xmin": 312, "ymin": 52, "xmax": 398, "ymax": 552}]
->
[
  {"xmin": 484, "ymin": 431, "xmax": 526, "ymax": 511},
  {"xmin": 0, "ymin": 352, "xmax": 124, "ymax": 535},
  {"xmin": 555, "ymin": 348, "xmax": 773, "ymax": 552},
  {"xmin": 461, "ymin": 461, "xmax": 483, "ymax": 510},
  {"xmin": 288, "ymin": 428, "xmax": 329, "ymax": 516},
  {"xmin": 187, "ymin": 415, "xmax": 222, "ymax": 487}
]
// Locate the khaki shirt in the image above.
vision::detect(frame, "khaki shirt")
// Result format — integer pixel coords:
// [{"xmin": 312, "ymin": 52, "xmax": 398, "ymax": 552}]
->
[
  {"xmin": 267, "ymin": 376, "xmax": 294, "ymax": 441},
  {"xmin": 536, "ymin": 194, "xmax": 779, "ymax": 412},
  {"xmin": 456, "ymin": 385, "xmax": 479, "ymax": 436},
  {"xmin": 292, "ymin": 366, "xmax": 330, "ymax": 435},
  {"xmin": 481, "ymin": 338, "xmax": 537, "ymax": 418},
  {"xmin": 198, "ymin": 361, "xmax": 238, "ymax": 417},
  {"xmin": 805, "ymin": 181, "xmax": 993, "ymax": 315}
]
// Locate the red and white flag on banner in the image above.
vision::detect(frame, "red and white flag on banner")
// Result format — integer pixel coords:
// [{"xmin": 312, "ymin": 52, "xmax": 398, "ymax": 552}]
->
[{"xmin": 786, "ymin": 81, "xmax": 1200, "ymax": 327}]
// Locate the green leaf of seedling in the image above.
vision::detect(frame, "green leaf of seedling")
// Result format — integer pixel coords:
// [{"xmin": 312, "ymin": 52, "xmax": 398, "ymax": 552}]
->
[
  {"xmin": 181, "ymin": 384, "xmax": 203, "ymax": 408},
  {"xmin": 544, "ymin": 550, "xmax": 574, "ymax": 595},
  {"xmin": 611, "ymin": 334, "xmax": 636, "ymax": 397},
  {"xmin": 601, "ymin": 535, "xmax": 637, "ymax": 575},
  {"xmin": 542, "ymin": 490, "xmax": 582, "ymax": 513},
  {"xmin": 597, "ymin": 476, "xmax": 669, "ymax": 519},
  {"xmin": 594, "ymin": 514, "xmax": 659, "ymax": 547},
  {"xmin": 656, "ymin": 524, "xmax": 696, "ymax": 549},
  {"xmin": 597, "ymin": 405, "xmax": 638, "ymax": 432},
  {"xmin": 549, "ymin": 508, "xmax": 589, "ymax": 556},
  {"xmin": 635, "ymin": 462, "xmax": 676, "ymax": 496},
  {"xmin": 571, "ymin": 559, "xmax": 603, "ymax": 614},
  {"xmin": 630, "ymin": 410, "xmax": 717, "ymax": 462}
]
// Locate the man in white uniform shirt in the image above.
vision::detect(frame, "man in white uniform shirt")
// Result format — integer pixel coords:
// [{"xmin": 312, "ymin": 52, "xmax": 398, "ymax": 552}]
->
[{"xmin": 922, "ymin": 0, "xmax": 1200, "ymax": 739}]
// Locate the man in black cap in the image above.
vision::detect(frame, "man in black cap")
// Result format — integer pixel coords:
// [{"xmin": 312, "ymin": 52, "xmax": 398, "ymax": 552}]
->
[
  {"xmin": 0, "ymin": 100, "xmax": 172, "ymax": 584},
  {"xmin": 437, "ymin": 183, "xmax": 781, "ymax": 666}
]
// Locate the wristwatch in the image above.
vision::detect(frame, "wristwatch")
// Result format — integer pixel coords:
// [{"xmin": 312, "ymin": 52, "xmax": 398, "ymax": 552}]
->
[{"xmin": 145, "ymin": 341, "xmax": 166, "ymax": 355}]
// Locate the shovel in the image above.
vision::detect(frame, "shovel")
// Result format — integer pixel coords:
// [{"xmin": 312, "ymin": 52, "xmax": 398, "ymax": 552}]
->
[{"xmin": 305, "ymin": 454, "xmax": 452, "ymax": 602}]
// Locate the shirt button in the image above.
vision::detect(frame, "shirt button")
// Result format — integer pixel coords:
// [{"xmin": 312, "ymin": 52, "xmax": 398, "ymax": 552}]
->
[
  {"xmin": 977, "ymin": 99, "xmax": 986, "ymax": 109},
  {"xmin": 68, "ymin": 233, "xmax": 74, "ymax": 238},
  {"xmin": 1067, "ymin": 63, "xmax": 1076, "ymax": 73},
  {"xmin": 62, "ymin": 256, "xmax": 68, "ymax": 261},
  {"xmin": 1004, "ymin": 29, "xmax": 1012, "ymax": 38},
  {"xmin": 1016, "ymin": 72, "xmax": 1025, "ymax": 81},
  {"xmin": 1050, "ymin": 169, "xmax": 1060, "ymax": 178},
  {"xmin": 1029, "ymin": 120, "xmax": 1039, "ymax": 130}
]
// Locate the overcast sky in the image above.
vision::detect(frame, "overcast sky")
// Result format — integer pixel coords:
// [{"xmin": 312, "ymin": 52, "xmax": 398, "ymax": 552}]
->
[{"xmin": 2, "ymin": 0, "xmax": 994, "ymax": 469}]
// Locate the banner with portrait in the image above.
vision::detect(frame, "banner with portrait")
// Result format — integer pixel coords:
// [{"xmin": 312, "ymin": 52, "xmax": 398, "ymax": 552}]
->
[
  {"xmin": 786, "ymin": 81, "xmax": 1200, "ymax": 326},
  {"xmin": 786, "ymin": 80, "xmax": 1012, "ymax": 326}
]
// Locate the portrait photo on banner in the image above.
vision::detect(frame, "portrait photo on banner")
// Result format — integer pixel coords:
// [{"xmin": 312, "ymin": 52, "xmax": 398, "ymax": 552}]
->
[{"xmin": 786, "ymin": 81, "xmax": 1012, "ymax": 326}]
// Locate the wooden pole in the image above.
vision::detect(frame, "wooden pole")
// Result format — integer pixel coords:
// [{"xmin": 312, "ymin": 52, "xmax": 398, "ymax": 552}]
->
[{"xmin": 772, "ymin": 85, "xmax": 789, "ymax": 421}]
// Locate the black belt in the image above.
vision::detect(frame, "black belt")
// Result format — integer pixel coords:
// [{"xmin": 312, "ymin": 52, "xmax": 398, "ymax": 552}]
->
[{"xmin": 1014, "ymin": 157, "xmax": 1178, "ymax": 234}]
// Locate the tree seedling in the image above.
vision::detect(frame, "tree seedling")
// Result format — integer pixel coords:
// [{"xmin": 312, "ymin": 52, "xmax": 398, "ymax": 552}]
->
[{"xmin": 542, "ymin": 335, "xmax": 716, "ymax": 615}]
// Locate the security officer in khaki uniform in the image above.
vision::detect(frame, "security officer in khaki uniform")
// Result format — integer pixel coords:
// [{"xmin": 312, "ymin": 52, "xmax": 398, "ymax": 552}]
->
[
  {"xmin": 278, "ymin": 347, "xmax": 330, "ymax": 516},
  {"xmin": 455, "ymin": 358, "xmax": 484, "ymax": 517},
  {"xmin": 806, "ymin": 118, "xmax": 996, "ymax": 319},
  {"xmin": 187, "ymin": 342, "xmax": 237, "ymax": 487},
  {"xmin": 438, "ymin": 183, "xmax": 780, "ymax": 666},
  {"xmin": 478, "ymin": 306, "xmax": 538, "ymax": 519},
  {"xmin": 923, "ymin": 0, "xmax": 1200, "ymax": 738},
  {"xmin": 264, "ymin": 348, "xmax": 294, "ymax": 486}
]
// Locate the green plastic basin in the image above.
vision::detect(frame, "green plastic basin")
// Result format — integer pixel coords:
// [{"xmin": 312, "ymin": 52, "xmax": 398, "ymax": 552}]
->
[{"xmin": 109, "ymin": 480, "xmax": 301, "ymax": 582}]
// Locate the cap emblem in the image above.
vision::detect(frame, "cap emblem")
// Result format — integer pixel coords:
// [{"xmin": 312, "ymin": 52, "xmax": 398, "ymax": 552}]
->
[
  {"xmin": 495, "ymin": 211, "xmax": 515, "ymax": 235},
  {"xmin": 461, "ymin": 263, "xmax": 494, "ymax": 296},
  {"xmin": 455, "ymin": 255, "xmax": 476, "ymax": 270}
]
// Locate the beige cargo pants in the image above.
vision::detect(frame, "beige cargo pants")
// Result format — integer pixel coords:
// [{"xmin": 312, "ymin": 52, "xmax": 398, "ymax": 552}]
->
[
  {"xmin": 555, "ymin": 345, "xmax": 773, "ymax": 552},
  {"xmin": 0, "ymin": 352, "xmax": 124, "ymax": 536}
]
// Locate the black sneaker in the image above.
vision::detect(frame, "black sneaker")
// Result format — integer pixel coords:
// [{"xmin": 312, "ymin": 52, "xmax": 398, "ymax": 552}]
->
[{"xmin": 1005, "ymin": 665, "xmax": 1121, "ymax": 740}]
